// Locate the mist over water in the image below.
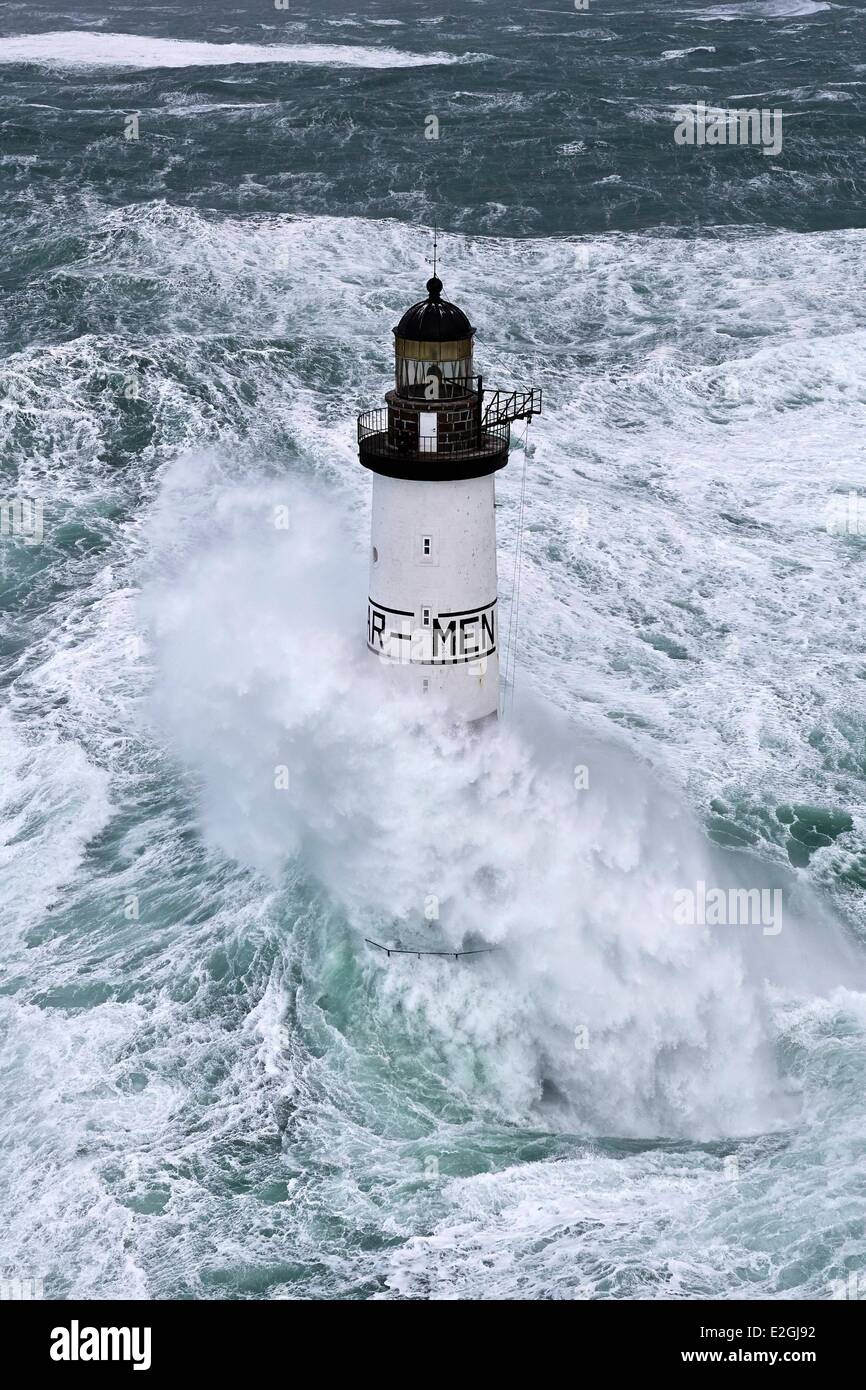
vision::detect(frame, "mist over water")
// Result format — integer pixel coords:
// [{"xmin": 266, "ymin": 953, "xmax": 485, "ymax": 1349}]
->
[
  {"xmin": 1, "ymin": 0, "xmax": 865, "ymax": 1299},
  {"xmin": 142, "ymin": 467, "xmax": 795, "ymax": 1137}
]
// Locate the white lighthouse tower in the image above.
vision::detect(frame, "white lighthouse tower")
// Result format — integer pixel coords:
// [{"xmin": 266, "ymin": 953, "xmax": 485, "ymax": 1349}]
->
[{"xmin": 358, "ymin": 269, "xmax": 541, "ymax": 722}]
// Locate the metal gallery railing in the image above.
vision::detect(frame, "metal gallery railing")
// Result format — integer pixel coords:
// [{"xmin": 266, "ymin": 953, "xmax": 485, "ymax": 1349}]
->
[{"xmin": 357, "ymin": 408, "xmax": 510, "ymax": 461}]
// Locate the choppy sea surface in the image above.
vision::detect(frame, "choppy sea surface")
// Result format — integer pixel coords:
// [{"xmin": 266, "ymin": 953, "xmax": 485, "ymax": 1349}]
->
[{"xmin": 1, "ymin": 0, "xmax": 865, "ymax": 1300}]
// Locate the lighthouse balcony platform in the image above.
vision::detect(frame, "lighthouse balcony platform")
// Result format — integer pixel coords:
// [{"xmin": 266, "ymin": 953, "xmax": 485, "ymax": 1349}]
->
[{"xmin": 357, "ymin": 408, "xmax": 510, "ymax": 481}]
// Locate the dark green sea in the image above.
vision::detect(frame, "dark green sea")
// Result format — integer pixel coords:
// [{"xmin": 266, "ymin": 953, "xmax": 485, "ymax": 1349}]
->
[{"xmin": 0, "ymin": 0, "xmax": 865, "ymax": 1300}]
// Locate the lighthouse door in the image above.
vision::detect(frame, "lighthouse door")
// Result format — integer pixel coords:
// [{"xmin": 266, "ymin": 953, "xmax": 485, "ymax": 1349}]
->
[{"xmin": 418, "ymin": 411, "xmax": 438, "ymax": 453}]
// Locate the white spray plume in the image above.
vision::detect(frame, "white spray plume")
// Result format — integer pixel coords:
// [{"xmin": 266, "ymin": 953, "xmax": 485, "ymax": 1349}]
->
[{"xmin": 141, "ymin": 454, "xmax": 833, "ymax": 1138}]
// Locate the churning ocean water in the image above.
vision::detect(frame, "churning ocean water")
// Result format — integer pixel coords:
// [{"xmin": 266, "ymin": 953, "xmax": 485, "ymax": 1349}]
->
[{"xmin": 1, "ymin": 0, "xmax": 865, "ymax": 1301}]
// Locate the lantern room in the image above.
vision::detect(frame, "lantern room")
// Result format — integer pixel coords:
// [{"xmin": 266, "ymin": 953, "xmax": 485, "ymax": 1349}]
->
[{"xmin": 392, "ymin": 276, "xmax": 475, "ymax": 397}]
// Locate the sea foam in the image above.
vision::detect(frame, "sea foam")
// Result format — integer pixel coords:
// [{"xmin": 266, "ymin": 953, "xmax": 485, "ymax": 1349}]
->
[{"xmin": 0, "ymin": 31, "xmax": 465, "ymax": 70}]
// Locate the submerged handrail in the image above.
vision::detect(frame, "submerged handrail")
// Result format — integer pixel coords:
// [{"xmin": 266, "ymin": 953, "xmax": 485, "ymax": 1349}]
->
[{"xmin": 364, "ymin": 938, "xmax": 495, "ymax": 960}]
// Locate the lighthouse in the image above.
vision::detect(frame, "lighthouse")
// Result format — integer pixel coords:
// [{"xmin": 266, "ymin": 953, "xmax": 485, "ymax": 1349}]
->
[{"xmin": 358, "ymin": 269, "xmax": 541, "ymax": 722}]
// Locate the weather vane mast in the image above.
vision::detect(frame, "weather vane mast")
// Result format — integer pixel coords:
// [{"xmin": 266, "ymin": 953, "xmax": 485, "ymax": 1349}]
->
[{"xmin": 431, "ymin": 224, "xmax": 438, "ymax": 279}]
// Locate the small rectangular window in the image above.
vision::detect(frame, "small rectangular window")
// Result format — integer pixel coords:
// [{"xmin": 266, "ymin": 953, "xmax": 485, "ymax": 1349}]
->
[
  {"xmin": 422, "ymin": 536, "xmax": 432, "ymax": 557},
  {"xmin": 422, "ymin": 679, "xmax": 429, "ymax": 694},
  {"xmin": 421, "ymin": 606, "xmax": 431, "ymax": 628}
]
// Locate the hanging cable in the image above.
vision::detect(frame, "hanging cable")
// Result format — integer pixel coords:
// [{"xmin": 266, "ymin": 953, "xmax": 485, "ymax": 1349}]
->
[
  {"xmin": 502, "ymin": 416, "xmax": 531, "ymax": 717},
  {"xmin": 502, "ymin": 454, "xmax": 521, "ymax": 710},
  {"xmin": 508, "ymin": 416, "xmax": 531, "ymax": 716}
]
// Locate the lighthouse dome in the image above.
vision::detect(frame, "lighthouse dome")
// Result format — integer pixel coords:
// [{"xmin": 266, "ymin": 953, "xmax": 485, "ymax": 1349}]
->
[
  {"xmin": 393, "ymin": 277, "xmax": 474, "ymax": 342},
  {"xmin": 393, "ymin": 278, "xmax": 475, "ymax": 395}
]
